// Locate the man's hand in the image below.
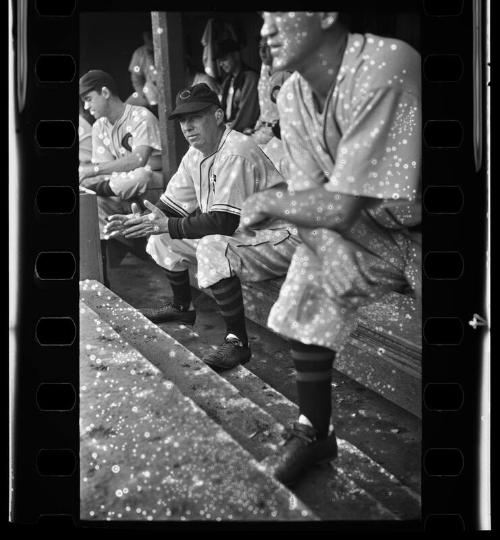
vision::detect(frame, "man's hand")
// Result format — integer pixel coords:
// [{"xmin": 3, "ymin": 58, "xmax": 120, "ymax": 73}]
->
[
  {"xmin": 104, "ymin": 202, "xmax": 143, "ymax": 238},
  {"xmin": 302, "ymin": 228, "xmax": 378, "ymax": 309},
  {"xmin": 240, "ymin": 191, "xmax": 274, "ymax": 233},
  {"xmin": 106, "ymin": 200, "xmax": 169, "ymax": 239}
]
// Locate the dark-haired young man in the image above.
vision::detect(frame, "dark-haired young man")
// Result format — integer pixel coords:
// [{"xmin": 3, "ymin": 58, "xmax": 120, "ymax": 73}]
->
[
  {"xmin": 241, "ymin": 12, "xmax": 421, "ymax": 486},
  {"xmin": 79, "ymin": 69, "xmax": 164, "ymax": 283}
]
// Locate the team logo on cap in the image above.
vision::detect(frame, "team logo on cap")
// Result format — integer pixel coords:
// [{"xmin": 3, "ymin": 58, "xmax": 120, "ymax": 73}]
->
[{"xmin": 179, "ymin": 89, "xmax": 191, "ymax": 100}]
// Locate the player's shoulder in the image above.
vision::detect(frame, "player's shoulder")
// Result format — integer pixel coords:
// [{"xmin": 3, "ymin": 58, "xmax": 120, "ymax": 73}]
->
[
  {"xmin": 344, "ymin": 33, "xmax": 420, "ymax": 92},
  {"xmin": 221, "ymin": 129, "xmax": 268, "ymax": 165},
  {"xmin": 91, "ymin": 116, "xmax": 108, "ymax": 134},
  {"xmin": 127, "ymin": 104, "xmax": 158, "ymax": 124}
]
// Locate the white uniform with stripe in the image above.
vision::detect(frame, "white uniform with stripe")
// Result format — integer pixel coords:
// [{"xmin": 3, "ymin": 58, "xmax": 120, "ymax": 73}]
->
[
  {"xmin": 89, "ymin": 104, "xmax": 164, "ymax": 238},
  {"xmin": 268, "ymin": 34, "xmax": 422, "ymax": 351},
  {"xmin": 146, "ymin": 127, "xmax": 300, "ymax": 289}
]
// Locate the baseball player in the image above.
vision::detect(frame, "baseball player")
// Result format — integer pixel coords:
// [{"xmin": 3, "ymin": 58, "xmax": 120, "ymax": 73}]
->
[
  {"xmin": 241, "ymin": 12, "xmax": 421, "ymax": 486},
  {"xmin": 105, "ymin": 83, "xmax": 300, "ymax": 371},
  {"xmin": 79, "ymin": 70, "xmax": 164, "ymax": 284}
]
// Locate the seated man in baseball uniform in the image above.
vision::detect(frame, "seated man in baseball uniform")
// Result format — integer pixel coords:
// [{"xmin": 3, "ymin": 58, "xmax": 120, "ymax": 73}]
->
[
  {"xmin": 79, "ymin": 70, "xmax": 164, "ymax": 284},
  {"xmin": 241, "ymin": 12, "xmax": 421, "ymax": 486},
  {"xmin": 104, "ymin": 83, "xmax": 300, "ymax": 371}
]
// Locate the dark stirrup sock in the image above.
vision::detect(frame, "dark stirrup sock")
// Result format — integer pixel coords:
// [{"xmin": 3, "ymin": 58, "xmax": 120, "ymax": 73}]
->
[
  {"xmin": 209, "ymin": 276, "xmax": 248, "ymax": 347},
  {"xmin": 290, "ymin": 340, "xmax": 336, "ymax": 440},
  {"xmin": 163, "ymin": 269, "xmax": 192, "ymax": 309}
]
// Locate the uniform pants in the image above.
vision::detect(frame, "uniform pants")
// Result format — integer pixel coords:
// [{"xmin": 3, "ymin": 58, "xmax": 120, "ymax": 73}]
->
[
  {"xmin": 267, "ymin": 213, "xmax": 421, "ymax": 352},
  {"xmin": 146, "ymin": 223, "xmax": 301, "ymax": 289}
]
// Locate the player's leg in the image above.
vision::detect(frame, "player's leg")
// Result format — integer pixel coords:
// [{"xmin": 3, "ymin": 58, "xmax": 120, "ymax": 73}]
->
[
  {"xmin": 194, "ymin": 235, "xmax": 251, "ymax": 370},
  {"xmin": 141, "ymin": 233, "xmax": 199, "ymax": 324},
  {"xmin": 267, "ymin": 225, "xmax": 411, "ymax": 486},
  {"xmin": 194, "ymin": 228, "xmax": 300, "ymax": 371}
]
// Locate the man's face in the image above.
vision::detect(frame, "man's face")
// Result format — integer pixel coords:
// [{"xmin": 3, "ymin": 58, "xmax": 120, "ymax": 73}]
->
[
  {"xmin": 179, "ymin": 108, "xmax": 220, "ymax": 154},
  {"xmin": 218, "ymin": 52, "xmax": 238, "ymax": 75},
  {"xmin": 261, "ymin": 12, "xmax": 323, "ymax": 71},
  {"xmin": 82, "ymin": 90, "xmax": 108, "ymax": 120}
]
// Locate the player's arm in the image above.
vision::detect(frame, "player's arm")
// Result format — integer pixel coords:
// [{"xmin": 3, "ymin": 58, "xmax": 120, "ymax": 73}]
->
[
  {"xmin": 167, "ymin": 210, "xmax": 240, "ymax": 239},
  {"xmin": 241, "ymin": 185, "xmax": 373, "ymax": 233},
  {"xmin": 79, "ymin": 145, "xmax": 153, "ymax": 180}
]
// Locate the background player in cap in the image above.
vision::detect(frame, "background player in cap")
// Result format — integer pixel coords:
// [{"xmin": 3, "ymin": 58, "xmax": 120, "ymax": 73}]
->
[
  {"xmin": 215, "ymin": 39, "xmax": 260, "ymax": 134},
  {"xmin": 241, "ymin": 12, "xmax": 421, "ymax": 486},
  {"xmin": 105, "ymin": 83, "xmax": 300, "ymax": 371},
  {"xmin": 79, "ymin": 69, "xmax": 164, "ymax": 283}
]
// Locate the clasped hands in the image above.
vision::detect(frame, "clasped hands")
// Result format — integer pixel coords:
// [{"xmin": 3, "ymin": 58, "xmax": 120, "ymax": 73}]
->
[{"xmin": 103, "ymin": 200, "xmax": 169, "ymax": 239}]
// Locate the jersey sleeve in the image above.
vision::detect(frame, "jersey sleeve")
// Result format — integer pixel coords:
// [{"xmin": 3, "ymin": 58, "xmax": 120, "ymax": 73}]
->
[
  {"xmin": 325, "ymin": 86, "xmax": 421, "ymax": 202},
  {"xmin": 210, "ymin": 155, "xmax": 259, "ymax": 215},
  {"xmin": 130, "ymin": 109, "xmax": 162, "ymax": 152},
  {"xmin": 159, "ymin": 156, "xmax": 198, "ymax": 217}
]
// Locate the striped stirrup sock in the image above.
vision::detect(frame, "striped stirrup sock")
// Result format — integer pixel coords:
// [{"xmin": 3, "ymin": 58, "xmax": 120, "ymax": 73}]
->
[
  {"xmin": 209, "ymin": 276, "xmax": 248, "ymax": 347},
  {"xmin": 163, "ymin": 269, "xmax": 191, "ymax": 308},
  {"xmin": 290, "ymin": 340, "xmax": 336, "ymax": 440}
]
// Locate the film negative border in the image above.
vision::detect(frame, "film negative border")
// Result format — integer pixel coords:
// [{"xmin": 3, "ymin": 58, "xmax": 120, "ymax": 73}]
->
[
  {"xmin": 10, "ymin": 0, "xmax": 79, "ymax": 525},
  {"xmin": 8, "ymin": 0, "xmax": 490, "ymax": 531}
]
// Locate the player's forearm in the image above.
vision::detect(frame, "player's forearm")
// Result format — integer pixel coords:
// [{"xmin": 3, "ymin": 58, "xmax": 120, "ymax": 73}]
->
[
  {"xmin": 261, "ymin": 186, "xmax": 368, "ymax": 231},
  {"xmin": 92, "ymin": 153, "xmax": 150, "ymax": 176},
  {"xmin": 168, "ymin": 211, "xmax": 240, "ymax": 240}
]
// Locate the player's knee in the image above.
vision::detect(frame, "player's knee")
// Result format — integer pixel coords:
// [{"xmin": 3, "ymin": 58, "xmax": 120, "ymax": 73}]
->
[
  {"xmin": 196, "ymin": 234, "xmax": 225, "ymax": 260},
  {"xmin": 134, "ymin": 167, "xmax": 153, "ymax": 187}
]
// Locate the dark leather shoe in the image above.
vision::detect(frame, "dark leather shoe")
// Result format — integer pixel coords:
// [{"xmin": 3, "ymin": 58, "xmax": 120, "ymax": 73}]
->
[
  {"xmin": 140, "ymin": 302, "xmax": 196, "ymax": 325},
  {"xmin": 271, "ymin": 422, "xmax": 338, "ymax": 487},
  {"xmin": 202, "ymin": 336, "xmax": 251, "ymax": 371}
]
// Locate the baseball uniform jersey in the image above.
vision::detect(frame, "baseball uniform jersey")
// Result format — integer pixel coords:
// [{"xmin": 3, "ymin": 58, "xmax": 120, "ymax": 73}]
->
[
  {"xmin": 147, "ymin": 127, "xmax": 300, "ymax": 288},
  {"xmin": 160, "ymin": 127, "xmax": 283, "ymax": 217},
  {"xmin": 267, "ymin": 33, "xmax": 421, "ymax": 351},
  {"xmin": 91, "ymin": 104, "xmax": 162, "ymax": 166}
]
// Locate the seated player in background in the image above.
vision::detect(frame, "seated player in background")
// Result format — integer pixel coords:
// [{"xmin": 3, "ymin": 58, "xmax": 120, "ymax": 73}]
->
[{"xmin": 79, "ymin": 69, "xmax": 164, "ymax": 285}]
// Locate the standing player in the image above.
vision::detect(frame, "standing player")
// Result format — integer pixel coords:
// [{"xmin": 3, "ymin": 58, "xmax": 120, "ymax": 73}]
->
[
  {"xmin": 241, "ymin": 12, "xmax": 421, "ymax": 486},
  {"xmin": 105, "ymin": 83, "xmax": 300, "ymax": 371},
  {"xmin": 216, "ymin": 39, "xmax": 260, "ymax": 134}
]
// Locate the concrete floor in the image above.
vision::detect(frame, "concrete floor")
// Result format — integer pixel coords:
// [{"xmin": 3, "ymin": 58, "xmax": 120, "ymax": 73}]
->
[{"xmin": 105, "ymin": 249, "xmax": 422, "ymax": 500}]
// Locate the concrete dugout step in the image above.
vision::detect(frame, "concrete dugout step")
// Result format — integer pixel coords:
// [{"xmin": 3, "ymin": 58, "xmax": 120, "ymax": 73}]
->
[
  {"xmin": 223, "ymin": 367, "xmax": 421, "ymax": 520},
  {"xmin": 205, "ymin": 277, "xmax": 422, "ymax": 418},
  {"xmin": 80, "ymin": 301, "xmax": 315, "ymax": 521},
  {"xmin": 81, "ymin": 280, "xmax": 410, "ymax": 520}
]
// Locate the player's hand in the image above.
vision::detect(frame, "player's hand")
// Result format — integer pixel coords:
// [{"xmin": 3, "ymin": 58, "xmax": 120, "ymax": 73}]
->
[
  {"xmin": 318, "ymin": 234, "xmax": 378, "ymax": 308},
  {"xmin": 240, "ymin": 192, "xmax": 273, "ymax": 232},
  {"xmin": 104, "ymin": 203, "xmax": 143, "ymax": 238},
  {"xmin": 122, "ymin": 200, "xmax": 169, "ymax": 239}
]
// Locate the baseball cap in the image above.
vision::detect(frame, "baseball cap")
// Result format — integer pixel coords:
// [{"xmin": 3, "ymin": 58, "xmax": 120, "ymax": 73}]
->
[
  {"xmin": 168, "ymin": 83, "xmax": 222, "ymax": 120},
  {"xmin": 213, "ymin": 38, "xmax": 241, "ymax": 59},
  {"xmin": 79, "ymin": 70, "xmax": 118, "ymax": 97}
]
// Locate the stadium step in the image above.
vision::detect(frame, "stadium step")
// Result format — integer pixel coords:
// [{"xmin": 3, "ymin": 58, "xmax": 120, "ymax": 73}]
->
[
  {"xmin": 81, "ymin": 280, "xmax": 420, "ymax": 520},
  {"xmin": 208, "ymin": 278, "xmax": 422, "ymax": 418},
  {"xmin": 80, "ymin": 301, "xmax": 315, "ymax": 521}
]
